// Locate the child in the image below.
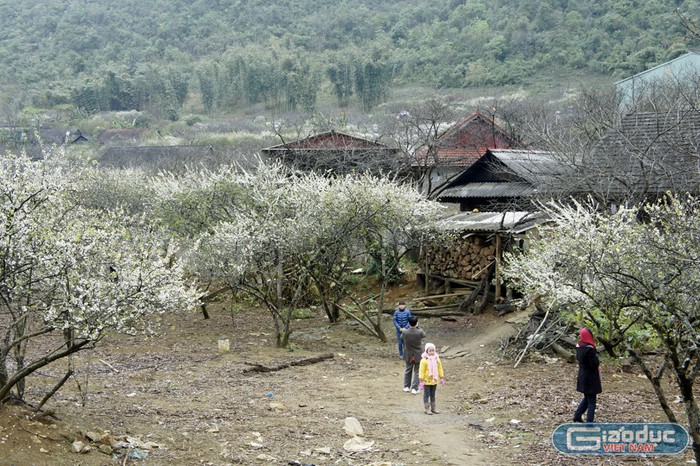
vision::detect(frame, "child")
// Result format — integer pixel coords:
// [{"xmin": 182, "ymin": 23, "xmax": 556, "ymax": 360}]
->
[
  {"xmin": 392, "ymin": 300, "xmax": 412, "ymax": 358},
  {"xmin": 419, "ymin": 342, "xmax": 444, "ymax": 415}
]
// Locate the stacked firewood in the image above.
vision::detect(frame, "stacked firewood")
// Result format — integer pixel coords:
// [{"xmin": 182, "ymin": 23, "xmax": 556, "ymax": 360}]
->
[{"xmin": 421, "ymin": 235, "xmax": 497, "ymax": 280}]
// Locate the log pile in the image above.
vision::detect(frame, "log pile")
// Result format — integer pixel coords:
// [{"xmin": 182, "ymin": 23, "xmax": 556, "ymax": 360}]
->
[{"xmin": 421, "ymin": 235, "xmax": 496, "ymax": 280}]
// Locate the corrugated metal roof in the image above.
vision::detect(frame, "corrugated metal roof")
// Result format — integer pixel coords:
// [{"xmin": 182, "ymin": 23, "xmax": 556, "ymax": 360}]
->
[
  {"xmin": 615, "ymin": 52, "xmax": 700, "ymax": 86},
  {"xmin": 433, "ymin": 211, "xmax": 546, "ymax": 233},
  {"xmin": 436, "ymin": 149, "xmax": 568, "ymax": 200},
  {"xmin": 438, "ymin": 181, "xmax": 537, "ymax": 199},
  {"xmin": 489, "ymin": 149, "xmax": 571, "ymax": 180}
]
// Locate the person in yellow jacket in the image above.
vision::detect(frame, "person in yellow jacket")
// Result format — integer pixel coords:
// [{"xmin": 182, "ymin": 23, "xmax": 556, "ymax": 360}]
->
[{"xmin": 418, "ymin": 342, "xmax": 444, "ymax": 415}]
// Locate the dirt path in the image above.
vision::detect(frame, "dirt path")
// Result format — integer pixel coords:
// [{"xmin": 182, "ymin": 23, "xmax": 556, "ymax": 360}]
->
[
  {"xmin": 0, "ymin": 300, "xmax": 694, "ymax": 465},
  {"xmin": 391, "ymin": 316, "xmax": 517, "ymax": 465}
]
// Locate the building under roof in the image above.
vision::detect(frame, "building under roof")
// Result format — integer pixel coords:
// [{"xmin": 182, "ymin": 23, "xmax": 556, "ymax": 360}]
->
[
  {"xmin": 436, "ymin": 149, "xmax": 570, "ymax": 211},
  {"xmin": 260, "ymin": 130, "xmax": 400, "ymax": 176},
  {"xmin": 616, "ymin": 52, "xmax": 700, "ymax": 107}
]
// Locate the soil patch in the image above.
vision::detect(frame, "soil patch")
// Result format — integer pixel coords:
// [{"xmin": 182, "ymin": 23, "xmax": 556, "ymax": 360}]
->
[{"xmin": 0, "ymin": 283, "xmax": 694, "ymax": 465}]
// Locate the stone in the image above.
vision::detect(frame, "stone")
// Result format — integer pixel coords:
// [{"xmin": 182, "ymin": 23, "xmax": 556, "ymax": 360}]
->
[
  {"xmin": 342, "ymin": 417, "xmax": 363, "ymax": 437},
  {"xmin": 71, "ymin": 441, "xmax": 86, "ymax": 453}
]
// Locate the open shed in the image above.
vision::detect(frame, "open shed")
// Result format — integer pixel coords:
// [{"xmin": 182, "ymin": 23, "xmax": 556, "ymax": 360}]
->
[{"xmin": 418, "ymin": 211, "xmax": 548, "ymax": 304}]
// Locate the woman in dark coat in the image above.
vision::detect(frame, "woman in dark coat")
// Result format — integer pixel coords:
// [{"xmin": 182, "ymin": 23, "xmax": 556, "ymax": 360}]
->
[{"xmin": 573, "ymin": 327, "xmax": 602, "ymax": 423}]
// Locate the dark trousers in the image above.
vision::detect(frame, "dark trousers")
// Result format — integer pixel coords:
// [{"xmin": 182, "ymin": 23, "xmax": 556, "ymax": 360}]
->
[
  {"xmin": 423, "ymin": 384, "xmax": 437, "ymax": 403},
  {"xmin": 404, "ymin": 359, "xmax": 419, "ymax": 390},
  {"xmin": 574, "ymin": 393, "xmax": 597, "ymax": 422}
]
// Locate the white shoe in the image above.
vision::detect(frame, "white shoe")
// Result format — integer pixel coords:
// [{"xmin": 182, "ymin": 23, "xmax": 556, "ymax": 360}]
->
[
  {"xmin": 411, "ymin": 389, "xmax": 420, "ymax": 395},
  {"xmin": 403, "ymin": 387, "xmax": 410, "ymax": 392}
]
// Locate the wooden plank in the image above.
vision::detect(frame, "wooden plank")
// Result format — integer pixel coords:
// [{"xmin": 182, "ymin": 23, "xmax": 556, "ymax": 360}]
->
[{"xmin": 412, "ymin": 290, "xmax": 472, "ymax": 301}]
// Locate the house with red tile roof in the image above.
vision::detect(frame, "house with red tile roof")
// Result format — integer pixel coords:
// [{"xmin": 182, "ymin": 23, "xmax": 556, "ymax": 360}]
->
[
  {"xmin": 412, "ymin": 111, "xmax": 525, "ymax": 198},
  {"xmin": 261, "ymin": 130, "xmax": 400, "ymax": 176}
]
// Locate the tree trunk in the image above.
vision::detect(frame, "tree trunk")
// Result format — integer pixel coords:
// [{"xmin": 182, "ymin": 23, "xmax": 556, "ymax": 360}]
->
[
  {"xmin": 680, "ymin": 377, "xmax": 700, "ymax": 466},
  {"xmin": 0, "ymin": 339, "xmax": 92, "ymax": 405},
  {"xmin": 320, "ymin": 297, "xmax": 336, "ymax": 323},
  {"xmin": 629, "ymin": 351, "xmax": 677, "ymax": 423},
  {"xmin": 276, "ymin": 331, "xmax": 290, "ymax": 348}
]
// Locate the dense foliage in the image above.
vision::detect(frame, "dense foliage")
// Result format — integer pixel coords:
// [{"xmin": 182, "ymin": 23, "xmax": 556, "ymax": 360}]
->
[{"xmin": 0, "ymin": 0, "xmax": 697, "ymax": 117}]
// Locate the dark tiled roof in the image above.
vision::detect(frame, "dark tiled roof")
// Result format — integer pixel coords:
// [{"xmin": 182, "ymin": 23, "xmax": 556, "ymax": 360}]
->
[
  {"xmin": 436, "ymin": 149, "xmax": 567, "ymax": 201},
  {"xmin": 99, "ymin": 145, "xmax": 263, "ymax": 173},
  {"xmin": 586, "ymin": 111, "xmax": 700, "ymax": 196}
]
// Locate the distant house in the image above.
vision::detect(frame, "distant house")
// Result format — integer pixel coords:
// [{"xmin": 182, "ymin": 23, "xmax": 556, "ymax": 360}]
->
[
  {"xmin": 436, "ymin": 149, "xmax": 567, "ymax": 211},
  {"xmin": 260, "ymin": 130, "xmax": 400, "ymax": 176},
  {"xmin": 99, "ymin": 145, "xmax": 264, "ymax": 174},
  {"xmin": 616, "ymin": 52, "xmax": 700, "ymax": 107},
  {"xmin": 0, "ymin": 127, "xmax": 88, "ymax": 159},
  {"xmin": 412, "ymin": 111, "xmax": 525, "ymax": 197}
]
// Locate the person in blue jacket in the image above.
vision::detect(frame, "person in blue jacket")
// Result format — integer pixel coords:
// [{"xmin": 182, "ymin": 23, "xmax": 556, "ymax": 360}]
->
[{"xmin": 393, "ymin": 300, "xmax": 412, "ymax": 358}]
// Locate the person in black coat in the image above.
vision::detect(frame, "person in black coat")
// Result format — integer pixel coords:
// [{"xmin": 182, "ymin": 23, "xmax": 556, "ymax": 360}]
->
[{"xmin": 573, "ymin": 327, "xmax": 602, "ymax": 423}]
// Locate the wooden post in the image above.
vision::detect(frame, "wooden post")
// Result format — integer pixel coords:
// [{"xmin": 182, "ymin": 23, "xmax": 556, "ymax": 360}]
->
[
  {"xmin": 424, "ymin": 241, "xmax": 430, "ymax": 295},
  {"xmin": 495, "ymin": 234, "xmax": 502, "ymax": 301}
]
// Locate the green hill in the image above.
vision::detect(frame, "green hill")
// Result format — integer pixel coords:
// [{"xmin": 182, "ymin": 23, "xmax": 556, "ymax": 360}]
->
[{"xmin": 0, "ymin": 0, "xmax": 698, "ymax": 118}]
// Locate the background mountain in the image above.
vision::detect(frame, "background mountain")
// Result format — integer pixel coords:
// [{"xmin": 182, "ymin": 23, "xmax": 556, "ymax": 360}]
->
[{"xmin": 0, "ymin": 0, "xmax": 698, "ymax": 120}]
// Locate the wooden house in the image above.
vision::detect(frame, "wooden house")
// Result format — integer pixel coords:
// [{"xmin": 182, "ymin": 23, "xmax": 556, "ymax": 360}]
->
[
  {"xmin": 412, "ymin": 111, "xmax": 525, "ymax": 196},
  {"xmin": 436, "ymin": 149, "xmax": 567, "ymax": 211},
  {"xmin": 260, "ymin": 130, "xmax": 400, "ymax": 176}
]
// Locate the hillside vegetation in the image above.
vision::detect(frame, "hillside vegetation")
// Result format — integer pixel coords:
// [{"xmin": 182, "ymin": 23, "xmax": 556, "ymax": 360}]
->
[{"xmin": 1, "ymin": 0, "xmax": 698, "ymax": 120}]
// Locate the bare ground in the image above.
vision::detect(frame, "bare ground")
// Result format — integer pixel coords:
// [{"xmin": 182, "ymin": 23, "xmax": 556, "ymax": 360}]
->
[{"xmin": 0, "ymin": 281, "xmax": 695, "ymax": 466}]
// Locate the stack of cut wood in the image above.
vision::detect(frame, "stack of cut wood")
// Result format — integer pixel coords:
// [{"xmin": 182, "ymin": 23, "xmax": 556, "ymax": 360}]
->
[{"xmin": 421, "ymin": 235, "xmax": 496, "ymax": 280}]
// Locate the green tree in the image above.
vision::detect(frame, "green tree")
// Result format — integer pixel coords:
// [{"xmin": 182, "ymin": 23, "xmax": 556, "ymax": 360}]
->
[
  {"xmin": 197, "ymin": 63, "xmax": 217, "ymax": 113},
  {"xmin": 327, "ymin": 54, "xmax": 355, "ymax": 107},
  {"xmin": 354, "ymin": 52, "xmax": 392, "ymax": 112}
]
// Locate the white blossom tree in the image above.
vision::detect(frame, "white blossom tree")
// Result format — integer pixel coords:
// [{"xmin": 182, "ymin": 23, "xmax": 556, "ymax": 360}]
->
[
  {"xmin": 0, "ymin": 150, "xmax": 197, "ymax": 406},
  {"xmin": 185, "ymin": 163, "xmax": 441, "ymax": 347},
  {"xmin": 503, "ymin": 196, "xmax": 700, "ymax": 463}
]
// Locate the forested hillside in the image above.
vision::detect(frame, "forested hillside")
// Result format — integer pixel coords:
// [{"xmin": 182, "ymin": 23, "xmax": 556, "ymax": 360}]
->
[{"xmin": 1, "ymin": 0, "xmax": 698, "ymax": 118}]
